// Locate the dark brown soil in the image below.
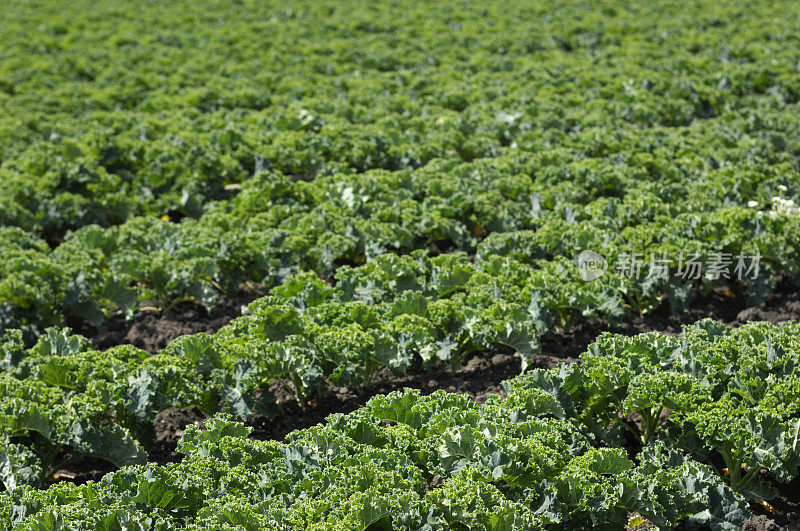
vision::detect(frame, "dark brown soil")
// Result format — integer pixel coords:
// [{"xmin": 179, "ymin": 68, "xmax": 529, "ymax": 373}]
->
[
  {"xmin": 43, "ymin": 407, "xmax": 207, "ymax": 486},
  {"xmin": 427, "ymin": 238, "xmax": 460, "ymax": 257},
  {"xmin": 148, "ymin": 406, "xmax": 208, "ymax": 468},
  {"xmin": 248, "ymin": 350, "xmax": 536, "ymax": 443},
  {"xmin": 152, "ymin": 406, "xmax": 207, "ymax": 448},
  {"xmin": 48, "ymin": 456, "xmax": 114, "ymax": 487},
  {"xmin": 422, "ymin": 475, "xmax": 446, "ymax": 491},
  {"xmin": 543, "ymin": 276, "xmax": 800, "ymax": 360},
  {"xmin": 72, "ymin": 291, "xmax": 257, "ymax": 353},
  {"xmin": 744, "ymin": 474, "xmax": 800, "ymax": 530},
  {"xmin": 741, "ymin": 516, "xmax": 782, "ymax": 531},
  {"xmin": 622, "ymin": 278, "xmax": 800, "ymax": 337}
]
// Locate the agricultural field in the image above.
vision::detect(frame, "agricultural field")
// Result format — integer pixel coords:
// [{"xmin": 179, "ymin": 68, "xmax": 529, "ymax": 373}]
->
[{"xmin": 1, "ymin": 0, "xmax": 800, "ymax": 529}]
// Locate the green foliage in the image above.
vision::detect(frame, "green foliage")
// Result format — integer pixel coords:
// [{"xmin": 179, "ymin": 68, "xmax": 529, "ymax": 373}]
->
[
  {"xmin": 4, "ymin": 344, "xmax": 777, "ymax": 531},
  {"xmin": 1, "ymin": 0, "xmax": 800, "ymax": 337},
  {"xmin": 2, "ymin": 0, "xmax": 800, "ymax": 527},
  {"xmin": 1, "ymin": 299, "xmax": 798, "ymax": 528}
]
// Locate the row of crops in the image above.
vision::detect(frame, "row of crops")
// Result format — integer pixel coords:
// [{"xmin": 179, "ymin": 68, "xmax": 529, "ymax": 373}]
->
[
  {"xmin": 3, "ymin": 0, "xmax": 797, "ymax": 237},
  {"xmin": 3, "ymin": 0, "xmax": 800, "ymax": 338},
  {"xmin": 2, "ymin": 0, "xmax": 800, "ymax": 529},
  {"xmin": 3, "ymin": 320, "xmax": 799, "ymax": 528},
  {"xmin": 3, "ymin": 119, "xmax": 800, "ymax": 339}
]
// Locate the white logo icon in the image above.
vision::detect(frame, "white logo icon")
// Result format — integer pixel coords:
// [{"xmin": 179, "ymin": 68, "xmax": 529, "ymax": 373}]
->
[{"xmin": 577, "ymin": 250, "xmax": 607, "ymax": 281}]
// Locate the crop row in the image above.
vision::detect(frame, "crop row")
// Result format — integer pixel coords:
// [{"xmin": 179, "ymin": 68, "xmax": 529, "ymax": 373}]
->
[
  {"xmin": 2, "ymin": 0, "xmax": 799, "ymax": 238},
  {"xmin": 2, "ymin": 231, "xmax": 800, "ymax": 489},
  {"xmin": 3, "ymin": 116, "xmax": 800, "ymax": 338},
  {"xmin": 3, "ymin": 0, "xmax": 800, "ymax": 336},
  {"xmin": 2, "ymin": 319, "xmax": 798, "ymax": 529}
]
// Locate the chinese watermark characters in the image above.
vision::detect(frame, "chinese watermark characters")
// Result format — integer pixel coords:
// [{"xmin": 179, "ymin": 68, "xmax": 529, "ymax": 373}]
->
[{"xmin": 578, "ymin": 251, "xmax": 761, "ymax": 282}]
